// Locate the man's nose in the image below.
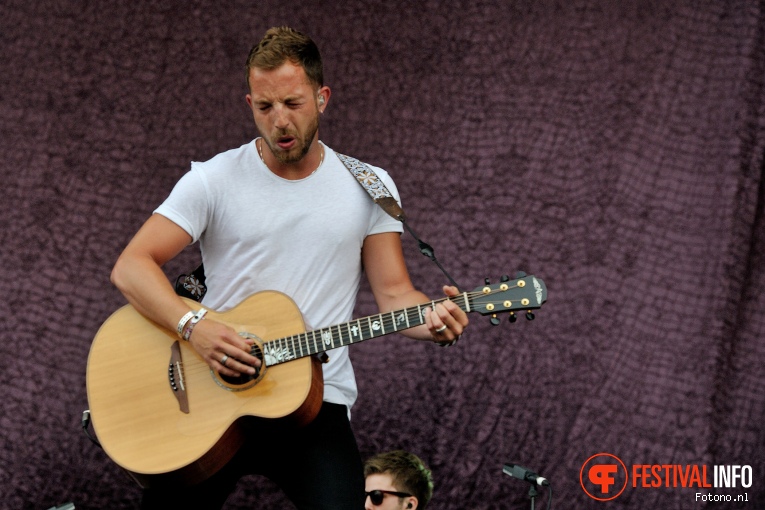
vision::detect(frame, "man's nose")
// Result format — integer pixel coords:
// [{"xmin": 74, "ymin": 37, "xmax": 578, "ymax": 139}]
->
[{"xmin": 273, "ymin": 105, "xmax": 289, "ymax": 129}]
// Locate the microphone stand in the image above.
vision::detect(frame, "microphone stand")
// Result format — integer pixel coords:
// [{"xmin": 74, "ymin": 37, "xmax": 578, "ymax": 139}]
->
[
  {"xmin": 503, "ymin": 463, "xmax": 550, "ymax": 510},
  {"xmin": 527, "ymin": 483, "xmax": 538, "ymax": 510}
]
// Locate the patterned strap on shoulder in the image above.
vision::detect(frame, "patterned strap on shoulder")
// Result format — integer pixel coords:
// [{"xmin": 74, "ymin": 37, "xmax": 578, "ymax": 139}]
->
[
  {"xmin": 336, "ymin": 153, "xmax": 406, "ymax": 222},
  {"xmin": 334, "ymin": 152, "xmax": 458, "ymax": 348}
]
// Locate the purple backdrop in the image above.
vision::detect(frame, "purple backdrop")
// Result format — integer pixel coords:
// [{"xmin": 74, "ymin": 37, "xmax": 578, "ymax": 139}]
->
[{"xmin": 1, "ymin": 1, "xmax": 764, "ymax": 508}]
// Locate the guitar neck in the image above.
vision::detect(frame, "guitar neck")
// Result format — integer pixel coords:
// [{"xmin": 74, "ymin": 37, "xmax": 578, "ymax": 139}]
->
[
  {"xmin": 257, "ymin": 273, "xmax": 547, "ymax": 366},
  {"xmin": 260, "ymin": 294, "xmax": 469, "ymax": 366}
]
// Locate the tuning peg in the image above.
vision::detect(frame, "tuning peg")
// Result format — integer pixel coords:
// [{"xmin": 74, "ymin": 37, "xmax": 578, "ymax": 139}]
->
[
  {"xmin": 500, "ymin": 274, "xmax": 510, "ymax": 282},
  {"xmin": 515, "ymin": 271, "xmax": 527, "ymax": 278},
  {"xmin": 490, "ymin": 315, "xmax": 501, "ymax": 326},
  {"xmin": 508, "ymin": 312, "xmax": 517, "ymax": 323},
  {"xmin": 485, "ymin": 277, "xmax": 491, "ymax": 285},
  {"xmin": 525, "ymin": 311, "xmax": 535, "ymax": 321}
]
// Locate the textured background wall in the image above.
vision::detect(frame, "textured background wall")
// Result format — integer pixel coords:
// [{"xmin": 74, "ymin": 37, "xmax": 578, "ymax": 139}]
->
[{"xmin": 1, "ymin": 1, "xmax": 764, "ymax": 508}]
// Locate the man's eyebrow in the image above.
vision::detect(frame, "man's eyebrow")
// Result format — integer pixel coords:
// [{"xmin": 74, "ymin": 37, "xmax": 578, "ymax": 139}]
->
[{"xmin": 253, "ymin": 95, "xmax": 305, "ymax": 105}]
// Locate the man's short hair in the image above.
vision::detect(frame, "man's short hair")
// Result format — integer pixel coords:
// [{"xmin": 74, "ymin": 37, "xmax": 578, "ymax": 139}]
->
[
  {"xmin": 245, "ymin": 26, "xmax": 323, "ymax": 90},
  {"xmin": 364, "ymin": 450, "xmax": 434, "ymax": 509}
]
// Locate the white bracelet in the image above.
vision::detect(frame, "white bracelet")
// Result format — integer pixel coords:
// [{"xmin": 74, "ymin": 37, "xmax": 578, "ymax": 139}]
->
[
  {"xmin": 182, "ymin": 308, "xmax": 208, "ymax": 341},
  {"xmin": 176, "ymin": 311, "xmax": 195, "ymax": 339}
]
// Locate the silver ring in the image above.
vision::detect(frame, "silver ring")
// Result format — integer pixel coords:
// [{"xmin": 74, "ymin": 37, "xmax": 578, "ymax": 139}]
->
[
  {"xmin": 435, "ymin": 325, "xmax": 447, "ymax": 333},
  {"xmin": 220, "ymin": 354, "xmax": 229, "ymax": 366}
]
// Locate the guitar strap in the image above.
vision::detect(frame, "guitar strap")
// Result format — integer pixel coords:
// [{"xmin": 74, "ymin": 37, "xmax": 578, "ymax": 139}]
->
[
  {"xmin": 337, "ymin": 153, "xmax": 461, "ymax": 295},
  {"xmin": 336, "ymin": 153, "xmax": 463, "ymax": 348},
  {"xmin": 335, "ymin": 153, "xmax": 406, "ymax": 222}
]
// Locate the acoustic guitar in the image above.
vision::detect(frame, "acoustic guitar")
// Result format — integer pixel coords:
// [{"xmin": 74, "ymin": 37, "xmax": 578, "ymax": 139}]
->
[{"xmin": 86, "ymin": 274, "xmax": 547, "ymax": 487}]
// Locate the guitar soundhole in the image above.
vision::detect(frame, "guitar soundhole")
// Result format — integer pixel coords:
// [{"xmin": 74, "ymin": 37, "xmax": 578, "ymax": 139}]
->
[{"xmin": 214, "ymin": 335, "xmax": 265, "ymax": 391}]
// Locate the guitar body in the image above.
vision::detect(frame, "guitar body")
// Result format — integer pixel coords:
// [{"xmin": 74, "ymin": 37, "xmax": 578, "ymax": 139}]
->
[{"xmin": 86, "ymin": 291, "xmax": 323, "ymax": 488}]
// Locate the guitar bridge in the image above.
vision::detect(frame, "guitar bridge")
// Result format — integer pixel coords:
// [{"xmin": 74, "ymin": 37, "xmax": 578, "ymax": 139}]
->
[{"xmin": 169, "ymin": 341, "xmax": 189, "ymax": 413}]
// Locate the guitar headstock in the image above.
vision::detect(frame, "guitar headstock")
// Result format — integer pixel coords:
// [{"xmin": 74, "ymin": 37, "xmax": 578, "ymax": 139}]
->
[{"xmin": 467, "ymin": 272, "xmax": 547, "ymax": 324}]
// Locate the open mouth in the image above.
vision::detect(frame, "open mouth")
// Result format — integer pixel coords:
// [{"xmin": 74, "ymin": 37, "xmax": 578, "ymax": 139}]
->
[{"xmin": 276, "ymin": 136, "xmax": 296, "ymax": 150}]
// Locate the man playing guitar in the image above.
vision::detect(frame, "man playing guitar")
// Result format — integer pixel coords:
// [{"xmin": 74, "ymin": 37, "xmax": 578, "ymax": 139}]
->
[{"xmin": 109, "ymin": 26, "xmax": 468, "ymax": 509}]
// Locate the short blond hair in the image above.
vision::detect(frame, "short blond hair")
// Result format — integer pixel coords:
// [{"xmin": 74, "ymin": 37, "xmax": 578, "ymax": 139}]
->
[{"xmin": 245, "ymin": 26, "xmax": 323, "ymax": 90}]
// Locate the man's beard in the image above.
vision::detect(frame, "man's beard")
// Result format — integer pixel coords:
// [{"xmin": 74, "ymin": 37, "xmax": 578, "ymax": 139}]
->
[{"xmin": 266, "ymin": 114, "xmax": 320, "ymax": 165}]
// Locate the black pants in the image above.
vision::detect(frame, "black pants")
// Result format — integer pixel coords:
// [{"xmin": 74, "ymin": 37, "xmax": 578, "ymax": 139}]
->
[{"xmin": 140, "ymin": 402, "xmax": 365, "ymax": 510}]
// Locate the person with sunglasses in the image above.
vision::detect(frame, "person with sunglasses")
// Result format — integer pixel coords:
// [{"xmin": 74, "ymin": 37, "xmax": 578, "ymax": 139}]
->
[{"xmin": 364, "ymin": 451, "xmax": 434, "ymax": 509}]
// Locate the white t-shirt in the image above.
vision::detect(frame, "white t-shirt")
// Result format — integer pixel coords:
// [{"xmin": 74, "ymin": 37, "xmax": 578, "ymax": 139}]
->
[{"xmin": 155, "ymin": 139, "xmax": 403, "ymax": 409}]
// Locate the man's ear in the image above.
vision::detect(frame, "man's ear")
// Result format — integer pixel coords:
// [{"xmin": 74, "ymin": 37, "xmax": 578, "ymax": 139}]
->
[
  {"xmin": 407, "ymin": 496, "xmax": 418, "ymax": 509},
  {"xmin": 317, "ymin": 86, "xmax": 331, "ymax": 113}
]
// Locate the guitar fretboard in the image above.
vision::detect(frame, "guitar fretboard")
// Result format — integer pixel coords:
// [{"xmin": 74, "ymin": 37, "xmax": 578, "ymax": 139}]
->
[{"xmin": 258, "ymin": 293, "xmax": 470, "ymax": 366}]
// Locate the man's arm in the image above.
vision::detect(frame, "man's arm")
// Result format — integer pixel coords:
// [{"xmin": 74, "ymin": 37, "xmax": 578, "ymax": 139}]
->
[
  {"xmin": 111, "ymin": 213, "xmax": 259, "ymax": 376},
  {"xmin": 361, "ymin": 232, "xmax": 468, "ymax": 342}
]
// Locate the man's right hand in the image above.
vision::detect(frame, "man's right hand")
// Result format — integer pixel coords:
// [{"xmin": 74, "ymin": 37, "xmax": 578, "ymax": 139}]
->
[{"xmin": 188, "ymin": 318, "xmax": 262, "ymax": 377}]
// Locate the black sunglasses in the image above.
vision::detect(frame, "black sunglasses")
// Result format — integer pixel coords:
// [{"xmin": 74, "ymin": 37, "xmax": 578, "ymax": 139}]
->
[{"xmin": 365, "ymin": 489, "xmax": 412, "ymax": 505}]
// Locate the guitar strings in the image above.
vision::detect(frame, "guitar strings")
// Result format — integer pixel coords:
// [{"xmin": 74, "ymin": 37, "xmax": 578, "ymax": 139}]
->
[
  {"xmin": 259, "ymin": 287, "xmax": 525, "ymax": 365},
  {"xmin": 177, "ymin": 286, "xmax": 525, "ymax": 378}
]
